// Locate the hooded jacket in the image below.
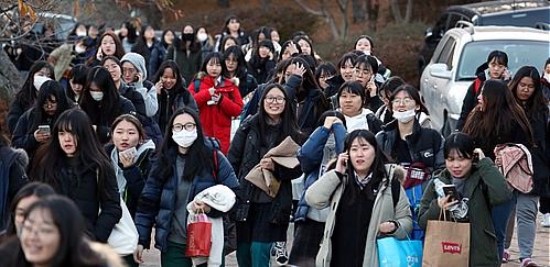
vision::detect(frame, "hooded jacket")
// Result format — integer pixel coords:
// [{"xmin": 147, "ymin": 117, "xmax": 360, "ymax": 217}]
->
[
  {"xmin": 106, "ymin": 140, "xmax": 155, "ymax": 218},
  {"xmin": 189, "ymin": 74, "xmax": 243, "ymax": 154},
  {"xmin": 120, "ymin": 53, "xmax": 159, "ymax": 117}
]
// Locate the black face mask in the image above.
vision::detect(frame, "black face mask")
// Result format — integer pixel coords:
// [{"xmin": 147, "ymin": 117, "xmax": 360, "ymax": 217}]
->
[{"xmin": 182, "ymin": 33, "xmax": 194, "ymax": 41}]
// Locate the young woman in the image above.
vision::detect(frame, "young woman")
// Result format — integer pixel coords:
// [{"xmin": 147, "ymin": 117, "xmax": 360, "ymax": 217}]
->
[
  {"xmin": 501, "ymin": 66, "xmax": 548, "ymax": 266},
  {"xmin": 247, "ymin": 40, "xmax": 276, "ymax": 84},
  {"xmin": 1, "ymin": 182, "xmax": 55, "ymax": 243},
  {"xmin": 8, "ymin": 61, "xmax": 55, "ymax": 134},
  {"xmin": 324, "ymin": 52, "xmax": 358, "ymax": 106},
  {"xmin": 12, "ymin": 80, "xmax": 71, "ymax": 166},
  {"xmin": 36, "ymin": 109, "xmax": 122, "ymax": 243},
  {"xmin": 159, "ymin": 29, "xmax": 176, "ymax": 63},
  {"xmin": 290, "ymin": 111, "xmax": 347, "ymax": 266},
  {"xmin": 223, "ymin": 45, "xmax": 258, "ymax": 98},
  {"xmin": 354, "ymin": 54, "xmax": 383, "ymax": 111},
  {"xmin": 456, "ymin": 50, "xmax": 510, "ymax": 131},
  {"xmin": 165, "ymin": 24, "xmax": 202, "ymax": 84},
  {"xmin": 292, "ymin": 35, "xmax": 320, "ymax": 64},
  {"xmin": 106, "ymin": 114, "xmax": 155, "ymax": 218},
  {"xmin": 305, "ymin": 129, "xmax": 412, "ymax": 267},
  {"xmin": 227, "ymin": 83, "xmax": 303, "ymax": 267},
  {"xmin": 374, "ymin": 76, "xmax": 406, "ymax": 124},
  {"xmin": 13, "ymin": 195, "xmax": 124, "ymax": 267},
  {"xmin": 375, "ymin": 84, "xmax": 443, "ymax": 239},
  {"xmin": 214, "ymin": 15, "xmax": 250, "ymax": 53},
  {"xmin": 337, "ymin": 81, "xmax": 384, "ymax": 134},
  {"xmin": 315, "ymin": 62, "xmax": 337, "ymax": 92},
  {"xmin": 153, "ymin": 61, "xmax": 198, "ymax": 134},
  {"xmin": 79, "ymin": 66, "xmax": 136, "ymax": 144},
  {"xmin": 86, "ymin": 31, "xmax": 125, "ymax": 67},
  {"xmin": 540, "ymin": 58, "xmax": 550, "ymax": 228},
  {"xmin": 189, "ymin": 52, "xmax": 243, "ymax": 154},
  {"xmin": 133, "ymin": 107, "xmax": 240, "ymax": 267},
  {"xmin": 282, "ymin": 56, "xmax": 329, "ymax": 135},
  {"xmin": 197, "ymin": 26, "xmax": 215, "ymax": 61},
  {"xmin": 418, "ymin": 132, "xmax": 512, "ymax": 267},
  {"xmin": 119, "ymin": 20, "xmax": 139, "ymax": 54},
  {"xmin": 278, "ymin": 40, "xmax": 301, "ymax": 62},
  {"xmin": 118, "ymin": 53, "xmax": 163, "ymax": 145},
  {"xmin": 218, "ymin": 35, "xmax": 239, "ymax": 54},
  {"xmin": 66, "ymin": 64, "xmax": 89, "ymax": 105},
  {"xmin": 462, "ymin": 79, "xmax": 533, "ymax": 263},
  {"xmin": 354, "ymin": 35, "xmax": 391, "ymax": 79},
  {"xmin": 131, "ymin": 24, "xmax": 163, "ymax": 79}
]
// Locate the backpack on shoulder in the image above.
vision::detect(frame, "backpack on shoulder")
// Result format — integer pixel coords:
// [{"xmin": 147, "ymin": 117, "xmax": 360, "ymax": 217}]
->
[{"xmin": 494, "ymin": 143, "xmax": 534, "ymax": 194}]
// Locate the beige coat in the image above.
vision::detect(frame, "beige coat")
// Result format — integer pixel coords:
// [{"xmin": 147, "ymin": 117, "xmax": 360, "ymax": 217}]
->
[{"xmin": 305, "ymin": 164, "xmax": 412, "ymax": 267}]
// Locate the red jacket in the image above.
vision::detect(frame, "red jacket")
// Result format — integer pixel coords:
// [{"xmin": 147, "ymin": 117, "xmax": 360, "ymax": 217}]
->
[{"xmin": 189, "ymin": 75, "xmax": 243, "ymax": 153}]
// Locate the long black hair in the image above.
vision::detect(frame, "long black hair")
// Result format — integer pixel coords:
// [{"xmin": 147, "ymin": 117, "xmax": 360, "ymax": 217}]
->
[
  {"xmin": 223, "ymin": 45, "xmax": 248, "ymax": 79},
  {"xmin": 155, "ymin": 107, "xmax": 215, "ymax": 182},
  {"xmin": 38, "ymin": 109, "xmax": 115, "ymax": 197},
  {"xmin": 16, "ymin": 61, "xmax": 55, "ymax": 110},
  {"xmin": 66, "ymin": 64, "xmax": 89, "ymax": 102},
  {"xmin": 79, "ymin": 66, "xmax": 121, "ymax": 116},
  {"xmin": 28, "ymin": 80, "xmax": 71, "ymax": 131},
  {"xmin": 509, "ymin": 66, "xmax": 547, "ymax": 119},
  {"xmin": 15, "ymin": 195, "xmax": 106, "ymax": 267},
  {"xmin": 5, "ymin": 182, "xmax": 56, "ymax": 236}
]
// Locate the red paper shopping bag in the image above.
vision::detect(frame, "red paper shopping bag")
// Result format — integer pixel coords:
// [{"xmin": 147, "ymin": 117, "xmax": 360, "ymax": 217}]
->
[{"xmin": 185, "ymin": 213, "xmax": 212, "ymax": 257}]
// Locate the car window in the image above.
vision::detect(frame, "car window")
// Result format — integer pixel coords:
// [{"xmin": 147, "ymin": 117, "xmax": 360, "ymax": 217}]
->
[
  {"xmin": 457, "ymin": 40, "xmax": 550, "ymax": 80},
  {"xmin": 436, "ymin": 36, "xmax": 456, "ymax": 69}
]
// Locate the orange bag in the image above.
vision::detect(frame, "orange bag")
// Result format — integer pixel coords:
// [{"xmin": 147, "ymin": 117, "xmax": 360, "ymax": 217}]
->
[{"xmin": 185, "ymin": 212, "xmax": 212, "ymax": 257}]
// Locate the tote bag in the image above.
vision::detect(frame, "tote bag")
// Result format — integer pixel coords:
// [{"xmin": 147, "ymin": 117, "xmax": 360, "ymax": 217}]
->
[
  {"xmin": 101, "ymin": 198, "xmax": 139, "ymax": 256},
  {"xmin": 185, "ymin": 212, "xmax": 212, "ymax": 257},
  {"xmin": 422, "ymin": 211, "xmax": 470, "ymax": 266},
  {"xmin": 377, "ymin": 235, "xmax": 422, "ymax": 267}
]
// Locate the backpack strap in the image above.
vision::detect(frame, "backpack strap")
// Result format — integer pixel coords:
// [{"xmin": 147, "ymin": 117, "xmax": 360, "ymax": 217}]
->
[
  {"xmin": 391, "ymin": 177, "xmax": 401, "ymax": 208},
  {"xmin": 193, "ymin": 78, "xmax": 201, "ymax": 93}
]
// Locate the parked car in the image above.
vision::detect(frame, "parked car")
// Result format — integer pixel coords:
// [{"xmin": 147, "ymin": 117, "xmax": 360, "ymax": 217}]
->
[
  {"xmin": 420, "ymin": 23, "xmax": 550, "ymax": 136},
  {"xmin": 418, "ymin": 0, "xmax": 550, "ymax": 75}
]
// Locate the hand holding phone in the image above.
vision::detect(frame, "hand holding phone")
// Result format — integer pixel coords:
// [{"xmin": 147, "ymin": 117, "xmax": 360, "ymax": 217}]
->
[
  {"xmin": 38, "ymin": 125, "xmax": 50, "ymax": 133},
  {"xmin": 442, "ymin": 184, "xmax": 460, "ymax": 202},
  {"xmin": 335, "ymin": 152, "xmax": 348, "ymax": 174},
  {"xmin": 119, "ymin": 147, "xmax": 137, "ymax": 167}
]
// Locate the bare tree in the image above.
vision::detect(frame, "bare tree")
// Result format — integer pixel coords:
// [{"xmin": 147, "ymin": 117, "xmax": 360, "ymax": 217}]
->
[
  {"xmin": 389, "ymin": 0, "xmax": 413, "ymax": 23},
  {"xmin": 365, "ymin": 0, "xmax": 380, "ymax": 31},
  {"xmin": 352, "ymin": 0, "xmax": 365, "ymax": 23},
  {"xmin": 293, "ymin": 0, "xmax": 351, "ymax": 40}
]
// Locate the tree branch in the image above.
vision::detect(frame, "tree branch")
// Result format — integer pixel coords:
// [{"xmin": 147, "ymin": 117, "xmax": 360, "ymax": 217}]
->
[{"xmin": 293, "ymin": 0, "xmax": 325, "ymax": 17}]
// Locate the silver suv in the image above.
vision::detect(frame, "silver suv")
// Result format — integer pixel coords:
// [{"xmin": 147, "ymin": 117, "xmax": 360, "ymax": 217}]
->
[{"xmin": 420, "ymin": 22, "xmax": 550, "ymax": 136}]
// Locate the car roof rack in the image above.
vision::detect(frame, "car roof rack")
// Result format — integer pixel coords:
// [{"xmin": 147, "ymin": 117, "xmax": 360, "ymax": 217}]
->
[
  {"xmin": 535, "ymin": 22, "xmax": 550, "ymax": 31},
  {"xmin": 456, "ymin": 20, "xmax": 475, "ymax": 34}
]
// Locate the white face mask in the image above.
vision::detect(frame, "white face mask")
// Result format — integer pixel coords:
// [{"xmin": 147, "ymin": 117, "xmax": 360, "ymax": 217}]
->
[
  {"xmin": 197, "ymin": 33, "xmax": 208, "ymax": 42},
  {"xmin": 75, "ymin": 45, "xmax": 86, "ymax": 54},
  {"xmin": 33, "ymin": 75, "xmax": 51, "ymax": 91},
  {"xmin": 172, "ymin": 129, "xmax": 197, "ymax": 148},
  {"xmin": 76, "ymin": 31, "xmax": 87, "ymax": 37},
  {"xmin": 392, "ymin": 109, "xmax": 416, "ymax": 123},
  {"xmin": 90, "ymin": 91, "xmax": 104, "ymax": 101}
]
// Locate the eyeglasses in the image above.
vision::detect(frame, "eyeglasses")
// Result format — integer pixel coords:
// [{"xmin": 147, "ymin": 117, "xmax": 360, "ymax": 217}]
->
[
  {"xmin": 354, "ymin": 68, "xmax": 372, "ymax": 76},
  {"xmin": 122, "ymin": 68, "xmax": 137, "ymax": 75},
  {"xmin": 173, "ymin": 122, "xmax": 196, "ymax": 132},
  {"xmin": 391, "ymin": 98, "xmax": 414, "ymax": 105},
  {"xmin": 264, "ymin": 96, "xmax": 286, "ymax": 104}
]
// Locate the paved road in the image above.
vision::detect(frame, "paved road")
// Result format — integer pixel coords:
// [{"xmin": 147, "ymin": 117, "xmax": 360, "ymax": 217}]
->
[{"xmin": 141, "ymin": 216, "xmax": 550, "ymax": 267}]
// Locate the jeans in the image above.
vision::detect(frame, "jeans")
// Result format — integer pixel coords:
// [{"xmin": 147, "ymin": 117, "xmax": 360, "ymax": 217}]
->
[
  {"xmin": 236, "ymin": 241, "xmax": 272, "ymax": 267},
  {"xmin": 491, "ymin": 197, "xmax": 515, "ymax": 258}
]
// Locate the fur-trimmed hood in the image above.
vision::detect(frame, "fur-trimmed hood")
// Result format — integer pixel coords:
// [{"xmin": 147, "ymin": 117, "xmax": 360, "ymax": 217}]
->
[{"xmin": 385, "ymin": 163, "xmax": 406, "ymax": 184}]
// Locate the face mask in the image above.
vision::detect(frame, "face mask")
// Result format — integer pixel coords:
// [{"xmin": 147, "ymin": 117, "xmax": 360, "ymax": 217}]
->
[
  {"xmin": 182, "ymin": 33, "xmax": 194, "ymax": 41},
  {"xmin": 172, "ymin": 129, "xmax": 197, "ymax": 148},
  {"xmin": 90, "ymin": 91, "xmax": 104, "ymax": 101},
  {"xmin": 33, "ymin": 75, "xmax": 51, "ymax": 91},
  {"xmin": 392, "ymin": 109, "xmax": 416, "ymax": 123},
  {"xmin": 76, "ymin": 31, "xmax": 87, "ymax": 37},
  {"xmin": 75, "ymin": 45, "xmax": 86, "ymax": 54},
  {"xmin": 197, "ymin": 33, "xmax": 208, "ymax": 42}
]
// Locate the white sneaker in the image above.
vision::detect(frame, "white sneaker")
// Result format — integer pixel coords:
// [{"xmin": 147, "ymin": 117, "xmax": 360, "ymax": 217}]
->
[
  {"xmin": 541, "ymin": 213, "xmax": 550, "ymax": 228},
  {"xmin": 270, "ymin": 242, "xmax": 289, "ymax": 266}
]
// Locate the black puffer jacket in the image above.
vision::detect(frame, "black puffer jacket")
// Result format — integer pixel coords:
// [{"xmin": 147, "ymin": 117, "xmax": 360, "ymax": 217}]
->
[{"xmin": 227, "ymin": 115, "xmax": 303, "ymax": 224}]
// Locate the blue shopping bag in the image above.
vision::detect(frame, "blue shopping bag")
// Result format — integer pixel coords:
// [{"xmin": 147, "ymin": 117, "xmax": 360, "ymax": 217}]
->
[{"xmin": 377, "ymin": 236, "xmax": 422, "ymax": 267}]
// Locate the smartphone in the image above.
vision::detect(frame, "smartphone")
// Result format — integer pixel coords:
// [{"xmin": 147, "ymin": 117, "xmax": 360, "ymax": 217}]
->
[
  {"xmin": 119, "ymin": 147, "xmax": 137, "ymax": 158},
  {"xmin": 38, "ymin": 125, "xmax": 50, "ymax": 133},
  {"xmin": 442, "ymin": 184, "xmax": 460, "ymax": 202}
]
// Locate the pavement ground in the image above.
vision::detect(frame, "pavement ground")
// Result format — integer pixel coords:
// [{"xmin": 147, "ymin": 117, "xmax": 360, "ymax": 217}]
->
[{"xmin": 141, "ymin": 214, "xmax": 550, "ymax": 267}]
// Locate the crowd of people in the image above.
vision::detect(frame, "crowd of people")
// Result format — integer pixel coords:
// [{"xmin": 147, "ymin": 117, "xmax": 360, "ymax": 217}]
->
[{"xmin": 1, "ymin": 12, "xmax": 550, "ymax": 267}]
